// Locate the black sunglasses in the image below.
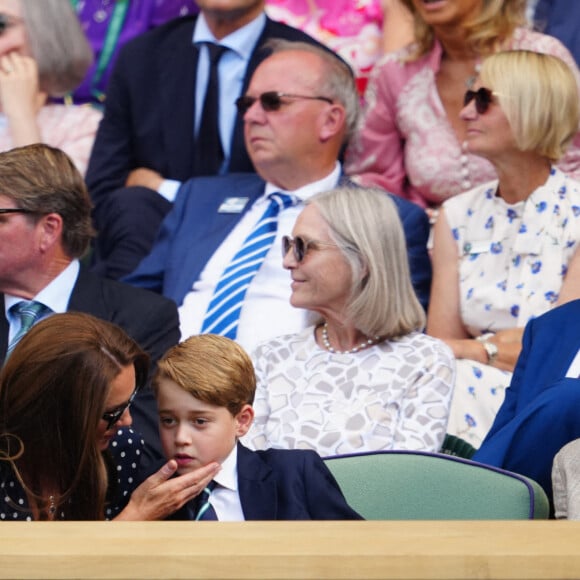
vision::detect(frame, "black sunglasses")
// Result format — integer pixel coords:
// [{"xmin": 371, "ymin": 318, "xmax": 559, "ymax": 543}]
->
[
  {"xmin": 463, "ymin": 87, "xmax": 495, "ymax": 115},
  {"xmin": 0, "ymin": 208, "xmax": 34, "ymax": 215},
  {"xmin": 281, "ymin": 235, "xmax": 338, "ymax": 263},
  {"xmin": 102, "ymin": 387, "xmax": 139, "ymax": 431},
  {"xmin": 235, "ymin": 91, "xmax": 333, "ymax": 115}
]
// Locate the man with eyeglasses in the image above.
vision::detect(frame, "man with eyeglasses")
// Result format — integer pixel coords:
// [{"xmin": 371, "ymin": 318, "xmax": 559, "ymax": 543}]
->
[
  {"xmin": 125, "ymin": 40, "xmax": 431, "ymax": 355},
  {"xmin": 86, "ymin": 0, "xmax": 329, "ymax": 281},
  {"xmin": 0, "ymin": 143, "xmax": 180, "ymax": 471}
]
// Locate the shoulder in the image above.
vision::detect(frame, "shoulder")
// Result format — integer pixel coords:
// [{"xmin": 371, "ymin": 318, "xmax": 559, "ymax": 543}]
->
[
  {"xmin": 554, "ymin": 438, "xmax": 580, "ymax": 471},
  {"xmin": 389, "ymin": 331, "xmax": 454, "ymax": 362},
  {"xmin": 508, "ymin": 28, "xmax": 578, "ymax": 63},
  {"xmin": 442, "ymin": 181, "xmax": 499, "ymax": 219},
  {"xmin": 262, "ymin": 16, "xmax": 327, "ymax": 48},
  {"xmin": 252, "ymin": 327, "xmax": 315, "ymax": 362},
  {"xmin": 534, "ymin": 299, "xmax": 580, "ymax": 327},
  {"xmin": 254, "ymin": 447, "xmax": 322, "ymax": 470},
  {"xmin": 117, "ymin": 15, "xmax": 197, "ymax": 59}
]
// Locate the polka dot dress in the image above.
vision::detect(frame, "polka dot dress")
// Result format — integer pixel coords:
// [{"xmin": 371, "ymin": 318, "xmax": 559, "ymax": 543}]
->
[{"xmin": 0, "ymin": 427, "xmax": 144, "ymax": 521}]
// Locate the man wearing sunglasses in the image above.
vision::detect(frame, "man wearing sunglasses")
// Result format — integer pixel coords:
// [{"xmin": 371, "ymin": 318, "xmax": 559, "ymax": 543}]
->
[
  {"xmin": 86, "ymin": 0, "xmax": 330, "ymax": 281},
  {"xmin": 0, "ymin": 144, "xmax": 180, "ymax": 471},
  {"xmin": 125, "ymin": 40, "xmax": 431, "ymax": 354}
]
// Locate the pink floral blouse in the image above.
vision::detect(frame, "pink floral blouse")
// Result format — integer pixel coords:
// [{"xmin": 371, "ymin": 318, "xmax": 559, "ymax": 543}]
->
[{"xmin": 345, "ymin": 28, "xmax": 580, "ymax": 208}]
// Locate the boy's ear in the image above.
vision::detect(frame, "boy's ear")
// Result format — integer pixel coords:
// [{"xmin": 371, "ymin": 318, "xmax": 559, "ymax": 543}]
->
[{"xmin": 235, "ymin": 404, "xmax": 254, "ymax": 437}]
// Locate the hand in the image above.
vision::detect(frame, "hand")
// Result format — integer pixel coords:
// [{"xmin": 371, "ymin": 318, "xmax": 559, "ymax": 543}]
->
[
  {"xmin": 115, "ymin": 459, "xmax": 221, "ymax": 521},
  {"xmin": 0, "ymin": 53, "xmax": 45, "ymax": 119},
  {"xmin": 125, "ymin": 167, "xmax": 164, "ymax": 191},
  {"xmin": 443, "ymin": 338, "xmax": 487, "ymax": 363}
]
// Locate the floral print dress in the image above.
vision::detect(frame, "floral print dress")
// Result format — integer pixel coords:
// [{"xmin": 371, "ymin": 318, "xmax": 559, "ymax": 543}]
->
[{"xmin": 443, "ymin": 167, "xmax": 580, "ymax": 447}]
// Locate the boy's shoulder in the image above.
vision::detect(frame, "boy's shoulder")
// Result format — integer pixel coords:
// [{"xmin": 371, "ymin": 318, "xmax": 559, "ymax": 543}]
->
[{"xmin": 237, "ymin": 443, "xmax": 324, "ymax": 476}]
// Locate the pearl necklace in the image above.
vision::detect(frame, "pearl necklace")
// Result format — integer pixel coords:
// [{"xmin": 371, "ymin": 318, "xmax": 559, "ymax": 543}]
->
[{"xmin": 321, "ymin": 322, "xmax": 380, "ymax": 354}]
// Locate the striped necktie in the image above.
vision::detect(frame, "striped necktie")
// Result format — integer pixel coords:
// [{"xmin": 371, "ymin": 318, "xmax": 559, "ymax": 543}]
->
[
  {"xmin": 201, "ymin": 192, "xmax": 296, "ymax": 339},
  {"xmin": 195, "ymin": 480, "xmax": 218, "ymax": 521},
  {"xmin": 7, "ymin": 300, "xmax": 51, "ymax": 357}
]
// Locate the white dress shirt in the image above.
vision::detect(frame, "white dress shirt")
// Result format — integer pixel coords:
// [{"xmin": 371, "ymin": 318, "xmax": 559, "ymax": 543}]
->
[
  {"xmin": 179, "ymin": 163, "xmax": 341, "ymax": 353},
  {"xmin": 5, "ymin": 260, "xmax": 80, "ymax": 343},
  {"xmin": 209, "ymin": 444, "xmax": 245, "ymax": 521}
]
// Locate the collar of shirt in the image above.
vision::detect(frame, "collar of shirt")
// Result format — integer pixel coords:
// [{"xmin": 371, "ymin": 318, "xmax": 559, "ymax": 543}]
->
[
  {"xmin": 192, "ymin": 11, "xmax": 266, "ymax": 61},
  {"xmin": 262, "ymin": 161, "xmax": 342, "ymax": 206},
  {"xmin": 213, "ymin": 443, "xmax": 239, "ymax": 492},
  {"xmin": 5, "ymin": 260, "xmax": 80, "ymax": 341}
]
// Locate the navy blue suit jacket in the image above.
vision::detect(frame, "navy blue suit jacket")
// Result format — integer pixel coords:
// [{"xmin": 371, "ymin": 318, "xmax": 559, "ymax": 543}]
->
[
  {"xmin": 473, "ymin": 300, "xmax": 580, "ymax": 503},
  {"xmin": 173, "ymin": 442, "xmax": 362, "ymax": 520},
  {"xmin": 124, "ymin": 173, "xmax": 432, "ymax": 310},
  {"xmin": 0, "ymin": 267, "xmax": 180, "ymax": 466},
  {"xmin": 535, "ymin": 0, "xmax": 580, "ymax": 66},
  {"xmin": 86, "ymin": 15, "xmax": 332, "ymax": 217}
]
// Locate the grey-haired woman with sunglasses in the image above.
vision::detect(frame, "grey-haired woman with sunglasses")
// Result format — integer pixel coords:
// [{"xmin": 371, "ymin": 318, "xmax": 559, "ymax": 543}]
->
[
  {"xmin": 0, "ymin": 312, "xmax": 219, "ymax": 521},
  {"xmin": 243, "ymin": 186, "xmax": 455, "ymax": 456},
  {"xmin": 428, "ymin": 50, "xmax": 580, "ymax": 448}
]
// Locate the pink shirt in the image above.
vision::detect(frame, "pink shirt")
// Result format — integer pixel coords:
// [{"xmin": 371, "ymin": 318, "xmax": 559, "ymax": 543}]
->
[
  {"xmin": 345, "ymin": 28, "xmax": 580, "ymax": 208},
  {"xmin": 0, "ymin": 104, "xmax": 102, "ymax": 176}
]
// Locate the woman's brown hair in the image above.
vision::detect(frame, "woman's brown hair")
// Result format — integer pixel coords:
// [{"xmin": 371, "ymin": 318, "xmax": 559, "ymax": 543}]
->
[{"xmin": 0, "ymin": 313, "xmax": 148, "ymax": 520}]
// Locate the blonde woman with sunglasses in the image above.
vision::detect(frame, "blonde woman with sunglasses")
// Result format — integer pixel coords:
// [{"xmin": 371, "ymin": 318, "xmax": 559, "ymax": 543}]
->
[
  {"xmin": 427, "ymin": 50, "xmax": 580, "ymax": 448},
  {"xmin": 243, "ymin": 185, "xmax": 455, "ymax": 456}
]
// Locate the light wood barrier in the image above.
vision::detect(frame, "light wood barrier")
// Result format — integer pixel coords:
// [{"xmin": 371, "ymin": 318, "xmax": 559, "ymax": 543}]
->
[{"xmin": 1, "ymin": 521, "xmax": 580, "ymax": 579}]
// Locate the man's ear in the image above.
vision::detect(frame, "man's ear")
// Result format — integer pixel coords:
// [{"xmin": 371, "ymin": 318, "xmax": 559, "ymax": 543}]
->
[
  {"xmin": 319, "ymin": 104, "xmax": 347, "ymax": 143},
  {"xmin": 235, "ymin": 404, "xmax": 255, "ymax": 437},
  {"xmin": 38, "ymin": 213, "xmax": 63, "ymax": 252}
]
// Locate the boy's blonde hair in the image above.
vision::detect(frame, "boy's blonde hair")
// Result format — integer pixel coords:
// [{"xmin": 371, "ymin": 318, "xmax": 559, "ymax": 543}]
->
[{"xmin": 154, "ymin": 334, "xmax": 256, "ymax": 415}]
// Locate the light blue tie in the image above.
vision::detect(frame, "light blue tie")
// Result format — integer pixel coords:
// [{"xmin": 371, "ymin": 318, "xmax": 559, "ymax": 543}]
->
[
  {"xmin": 201, "ymin": 192, "xmax": 296, "ymax": 339},
  {"xmin": 7, "ymin": 300, "xmax": 51, "ymax": 357}
]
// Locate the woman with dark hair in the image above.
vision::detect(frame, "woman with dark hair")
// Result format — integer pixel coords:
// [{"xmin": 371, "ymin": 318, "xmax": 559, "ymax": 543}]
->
[
  {"xmin": 0, "ymin": 312, "xmax": 218, "ymax": 521},
  {"xmin": 0, "ymin": 0, "xmax": 102, "ymax": 174}
]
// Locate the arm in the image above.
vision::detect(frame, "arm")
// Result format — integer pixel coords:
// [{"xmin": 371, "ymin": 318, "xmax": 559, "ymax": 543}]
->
[
  {"xmin": 427, "ymin": 209, "xmax": 467, "ymax": 339},
  {"xmin": 303, "ymin": 452, "xmax": 364, "ymax": 520},
  {"xmin": 556, "ymin": 245, "xmax": 580, "ymax": 306},
  {"xmin": 381, "ymin": 0, "xmax": 414, "ymax": 53},
  {"xmin": 343, "ymin": 59, "xmax": 410, "ymax": 200},
  {"xmin": 395, "ymin": 338, "xmax": 456, "ymax": 451},
  {"xmin": 0, "ymin": 54, "xmax": 44, "ymax": 146},
  {"xmin": 115, "ymin": 460, "xmax": 220, "ymax": 521},
  {"xmin": 552, "ymin": 449, "xmax": 569, "ymax": 519}
]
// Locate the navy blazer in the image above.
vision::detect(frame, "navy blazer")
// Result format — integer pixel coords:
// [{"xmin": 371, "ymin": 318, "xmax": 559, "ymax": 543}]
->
[
  {"xmin": 473, "ymin": 300, "xmax": 580, "ymax": 502},
  {"xmin": 172, "ymin": 442, "xmax": 362, "ymax": 520},
  {"xmin": 0, "ymin": 267, "xmax": 180, "ymax": 466},
  {"xmin": 86, "ymin": 15, "xmax": 331, "ymax": 216},
  {"xmin": 125, "ymin": 173, "xmax": 432, "ymax": 310}
]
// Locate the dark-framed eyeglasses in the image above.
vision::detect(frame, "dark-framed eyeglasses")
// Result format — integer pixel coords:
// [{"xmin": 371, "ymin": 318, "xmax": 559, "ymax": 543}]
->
[
  {"xmin": 101, "ymin": 387, "xmax": 139, "ymax": 431},
  {"xmin": 235, "ymin": 91, "xmax": 333, "ymax": 115},
  {"xmin": 0, "ymin": 208, "xmax": 34, "ymax": 215},
  {"xmin": 281, "ymin": 235, "xmax": 338, "ymax": 263},
  {"xmin": 463, "ymin": 87, "xmax": 495, "ymax": 115}
]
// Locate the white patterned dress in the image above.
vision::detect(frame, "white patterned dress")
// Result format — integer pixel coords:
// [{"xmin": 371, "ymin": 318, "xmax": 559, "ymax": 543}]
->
[
  {"xmin": 444, "ymin": 167, "xmax": 580, "ymax": 447},
  {"xmin": 243, "ymin": 327, "xmax": 455, "ymax": 456}
]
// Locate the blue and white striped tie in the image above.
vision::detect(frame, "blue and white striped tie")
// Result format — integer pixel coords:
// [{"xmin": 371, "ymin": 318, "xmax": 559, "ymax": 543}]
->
[
  {"xmin": 7, "ymin": 300, "xmax": 51, "ymax": 357},
  {"xmin": 201, "ymin": 192, "xmax": 295, "ymax": 339}
]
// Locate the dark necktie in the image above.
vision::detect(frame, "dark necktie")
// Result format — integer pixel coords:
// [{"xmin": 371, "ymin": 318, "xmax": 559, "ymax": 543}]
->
[
  {"xmin": 7, "ymin": 301, "xmax": 51, "ymax": 357},
  {"xmin": 201, "ymin": 193, "xmax": 296, "ymax": 339},
  {"xmin": 195, "ymin": 480, "xmax": 218, "ymax": 521},
  {"xmin": 193, "ymin": 42, "xmax": 228, "ymax": 176}
]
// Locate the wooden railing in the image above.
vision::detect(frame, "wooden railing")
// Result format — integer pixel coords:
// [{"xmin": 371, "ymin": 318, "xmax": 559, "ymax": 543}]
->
[{"xmin": 1, "ymin": 521, "xmax": 580, "ymax": 579}]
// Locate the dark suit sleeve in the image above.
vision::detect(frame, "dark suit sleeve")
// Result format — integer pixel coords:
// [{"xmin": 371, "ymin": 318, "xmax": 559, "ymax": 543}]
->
[
  {"xmin": 481, "ymin": 317, "xmax": 536, "ymax": 442},
  {"xmin": 302, "ymin": 451, "xmax": 363, "ymax": 520},
  {"xmin": 86, "ymin": 44, "xmax": 137, "ymax": 218},
  {"xmin": 391, "ymin": 195, "xmax": 432, "ymax": 311},
  {"xmin": 123, "ymin": 182, "xmax": 191, "ymax": 293}
]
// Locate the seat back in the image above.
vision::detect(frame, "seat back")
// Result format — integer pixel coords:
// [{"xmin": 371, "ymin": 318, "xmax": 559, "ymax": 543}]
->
[{"xmin": 324, "ymin": 450, "xmax": 550, "ymax": 520}]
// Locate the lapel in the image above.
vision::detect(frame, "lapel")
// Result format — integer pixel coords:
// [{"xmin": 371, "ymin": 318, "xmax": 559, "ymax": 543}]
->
[
  {"xmin": 170, "ymin": 174, "xmax": 266, "ymax": 304},
  {"xmin": 159, "ymin": 18, "xmax": 199, "ymax": 181},
  {"xmin": 236, "ymin": 442, "xmax": 278, "ymax": 520}
]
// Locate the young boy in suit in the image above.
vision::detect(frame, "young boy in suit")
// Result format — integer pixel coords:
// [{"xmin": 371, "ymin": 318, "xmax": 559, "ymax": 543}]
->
[{"xmin": 153, "ymin": 334, "xmax": 362, "ymax": 521}]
